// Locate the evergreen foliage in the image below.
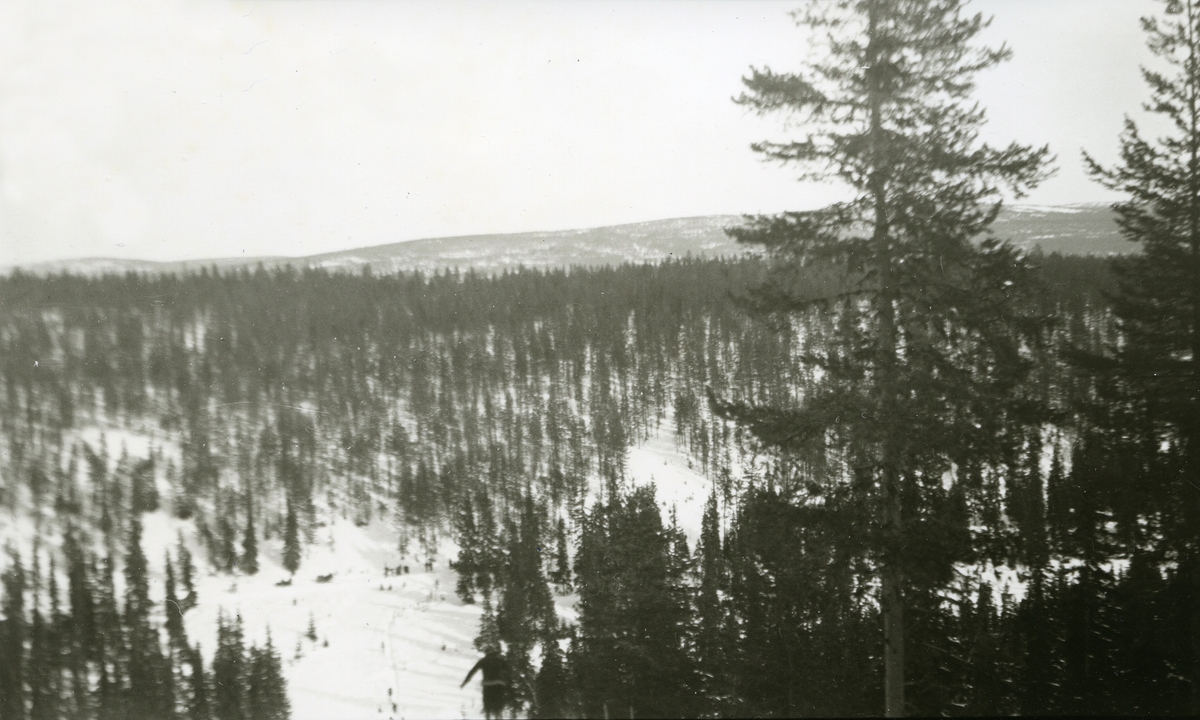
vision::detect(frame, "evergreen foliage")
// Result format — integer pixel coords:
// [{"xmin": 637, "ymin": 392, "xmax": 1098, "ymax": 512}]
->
[
  {"xmin": 718, "ymin": 0, "xmax": 1050, "ymax": 713},
  {"xmin": 532, "ymin": 627, "xmax": 568, "ymax": 720},
  {"xmin": 177, "ymin": 535, "xmax": 198, "ymax": 613},
  {"xmin": 212, "ymin": 612, "xmax": 248, "ymax": 720},
  {"xmin": 246, "ymin": 632, "xmax": 290, "ymax": 720},
  {"xmin": 550, "ymin": 517, "xmax": 572, "ymax": 594},
  {"xmin": 0, "ymin": 548, "xmax": 26, "ymax": 720},
  {"xmin": 0, "ymin": 541, "xmax": 286, "ymax": 720},
  {"xmin": 283, "ymin": 501, "xmax": 300, "ymax": 576},
  {"xmin": 1083, "ymin": 0, "xmax": 1200, "ymax": 711},
  {"xmin": 722, "ymin": 488, "xmax": 878, "ymax": 717},
  {"xmin": 241, "ymin": 510, "xmax": 259, "ymax": 576},
  {"xmin": 0, "ymin": 196, "xmax": 1179, "ymax": 716},
  {"xmin": 692, "ymin": 491, "xmax": 732, "ymax": 714},
  {"xmin": 570, "ymin": 485, "xmax": 696, "ymax": 719},
  {"xmin": 189, "ymin": 644, "xmax": 212, "ymax": 720},
  {"xmin": 450, "ymin": 494, "xmax": 479, "ymax": 603}
]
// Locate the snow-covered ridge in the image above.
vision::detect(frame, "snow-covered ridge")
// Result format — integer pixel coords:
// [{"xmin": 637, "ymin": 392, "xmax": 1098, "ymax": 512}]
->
[
  {"xmin": 1007, "ymin": 203, "xmax": 1095, "ymax": 215},
  {"xmin": 7, "ymin": 205, "xmax": 1125, "ymax": 278}
]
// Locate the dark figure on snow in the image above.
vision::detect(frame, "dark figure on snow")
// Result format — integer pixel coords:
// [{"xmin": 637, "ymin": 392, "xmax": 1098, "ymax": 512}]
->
[{"xmin": 461, "ymin": 650, "xmax": 511, "ymax": 720}]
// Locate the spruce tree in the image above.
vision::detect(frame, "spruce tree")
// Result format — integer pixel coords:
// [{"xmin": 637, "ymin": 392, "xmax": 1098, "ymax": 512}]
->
[
  {"xmin": 127, "ymin": 621, "xmax": 176, "ymax": 720},
  {"xmin": 63, "ymin": 532, "xmax": 96, "ymax": 715},
  {"xmin": 125, "ymin": 513, "xmax": 151, "ymax": 623},
  {"xmin": 32, "ymin": 558, "xmax": 63, "ymax": 720},
  {"xmin": 165, "ymin": 554, "xmax": 189, "ymax": 653},
  {"xmin": 247, "ymin": 632, "xmax": 290, "ymax": 720},
  {"xmin": 188, "ymin": 644, "xmax": 211, "ymax": 720},
  {"xmin": 723, "ymin": 487, "xmax": 879, "ymax": 717},
  {"xmin": 0, "ymin": 548, "xmax": 26, "ymax": 720},
  {"xmin": 551, "ymin": 517, "xmax": 572, "ymax": 594},
  {"xmin": 216, "ymin": 514, "xmax": 237, "ymax": 574},
  {"xmin": 132, "ymin": 456, "xmax": 159, "ymax": 513},
  {"xmin": 719, "ymin": 1, "xmax": 1050, "ymax": 714},
  {"xmin": 283, "ymin": 500, "xmax": 301, "ymax": 576},
  {"xmin": 495, "ymin": 495, "xmax": 556, "ymax": 712},
  {"xmin": 497, "ymin": 495, "xmax": 555, "ymax": 649},
  {"xmin": 28, "ymin": 595, "xmax": 56, "ymax": 720},
  {"xmin": 451, "ymin": 494, "xmax": 478, "ymax": 603},
  {"xmin": 474, "ymin": 595, "xmax": 501, "ymax": 655},
  {"xmin": 241, "ymin": 509, "xmax": 259, "ymax": 576},
  {"xmin": 212, "ymin": 613, "xmax": 247, "ymax": 720},
  {"xmin": 96, "ymin": 554, "xmax": 125, "ymax": 720},
  {"xmin": 305, "ymin": 613, "xmax": 317, "ymax": 643},
  {"xmin": 694, "ymin": 491, "xmax": 730, "ymax": 714},
  {"xmin": 127, "ymin": 516, "xmax": 175, "ymax": 719},
  {"xmin": 1083, "ymin": 1, "xmax": 1200, "ymax": 711},
  {"xmin": 571, "ymin": 486, "xmax": 696, "ymax": 718},
  {"xmin": 533, "ymin": 626, "xmax": 567, "ymax": 720},
  {"xmin": 178, "ymin": 534, "xmax": 198, "ymax": 612}
]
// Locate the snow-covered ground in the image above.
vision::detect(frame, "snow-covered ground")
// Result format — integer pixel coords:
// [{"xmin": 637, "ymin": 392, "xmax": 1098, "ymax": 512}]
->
[
  {"xmin": 177, "ymin": 517, "xmax": 485, "ymax": 720},
  {"xmin": 2, "ymin": 413, "xmax": 1050, "ymax": 717},
  {"xmin": 179, "ymin": 422, "xmax": 718, "ymax": 719},
  {"xmin": 624, "ymin": 432, "xmax": 712, "ymax": 544},
  {"xmin": 0, "ymin": 419, "xmax": 718, "ymax": 720}
]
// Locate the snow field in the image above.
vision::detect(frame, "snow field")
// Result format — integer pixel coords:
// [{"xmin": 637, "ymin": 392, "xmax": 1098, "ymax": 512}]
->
[
  {"xmin": 624, "ymin": 432, "xmax": 712, "ymax": 545},
  {"xmin": 179, "ymin": 516, "xmax": 486, "ymax": 720}
]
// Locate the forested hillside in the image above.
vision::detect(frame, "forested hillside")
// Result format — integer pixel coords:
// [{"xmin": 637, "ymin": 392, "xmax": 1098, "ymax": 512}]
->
[
  {"xmin": 1, "ymin": 249, "xmax": 1184, "ymax": 717},
  {"xmin": 8, "ymin": 0, "xmax": 1200, "ymax": 714}
]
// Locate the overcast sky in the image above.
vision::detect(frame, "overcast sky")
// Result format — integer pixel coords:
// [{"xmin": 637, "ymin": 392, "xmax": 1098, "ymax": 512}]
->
[{"xmin": 0, "ymin": 0, "xmax": 1161, "ymax": 266}]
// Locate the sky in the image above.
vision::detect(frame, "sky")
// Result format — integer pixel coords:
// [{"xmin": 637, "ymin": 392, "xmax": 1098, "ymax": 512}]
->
[{"xmin": 0, "ymin": 0, "xmax": 1161, "ymax": 266}]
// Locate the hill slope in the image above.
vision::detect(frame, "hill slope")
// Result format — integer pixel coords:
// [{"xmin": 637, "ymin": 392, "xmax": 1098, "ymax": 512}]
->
[
  {"xmin": 990, "ymin": 204, "xmax": 1127, "ymax": 255},
  {"xmin": 10, "ymin": 204, "xmax": 1124, "ymax": 277}
]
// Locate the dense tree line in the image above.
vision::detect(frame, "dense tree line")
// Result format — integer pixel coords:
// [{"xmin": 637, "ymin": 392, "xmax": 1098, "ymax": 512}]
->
[
  {"xmin": 0, "ymin": 260, "xmax": 782, "ymax": 548},
  {"xmin": 0, "ymin": 257, "xmax": 787, "ymax": 716},
  {"xmin": 0, "ymin": 526, "xmax": 286, "ymax": 720},
  {"xmin": 0, "ymin": 242, "xmax": 1136, "ymax": 717}
]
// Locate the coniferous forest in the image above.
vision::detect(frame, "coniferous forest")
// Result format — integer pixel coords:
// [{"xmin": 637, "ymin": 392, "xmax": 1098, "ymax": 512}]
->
[{"xmin": 4, "ymin": 0, "xmax": 1200, "ymax": 718}]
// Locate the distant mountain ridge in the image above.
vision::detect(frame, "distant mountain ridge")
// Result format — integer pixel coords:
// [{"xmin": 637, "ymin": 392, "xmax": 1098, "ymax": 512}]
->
[
  {"xmin": 9, "ymin": 204, "xmax": 1126, "ymax": 277},
  {"xmin": 991, "ymin": 203, "xmax": 1128, "ymax": 256}
]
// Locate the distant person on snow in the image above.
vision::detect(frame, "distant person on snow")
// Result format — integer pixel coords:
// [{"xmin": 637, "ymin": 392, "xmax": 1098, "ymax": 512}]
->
[{"xmin": 461, "ymin": 650, "xmax": 511, "ymax": 720}]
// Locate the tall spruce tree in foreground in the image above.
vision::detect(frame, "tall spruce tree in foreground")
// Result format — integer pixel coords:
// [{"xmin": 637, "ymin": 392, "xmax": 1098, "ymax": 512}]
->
[
  {"xmin": 1084, "ymin": 0, "xmax": 1200, "ymax": 711},
  {"xmin": 718, "ymin": 1, "xmax": 1050, "ymax": 714}
]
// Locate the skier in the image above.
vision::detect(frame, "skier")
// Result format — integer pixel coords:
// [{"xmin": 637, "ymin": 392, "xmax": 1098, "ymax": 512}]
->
[{"xmin": 461, "ymin": 650, "xmax": 511, "ymax": 720}]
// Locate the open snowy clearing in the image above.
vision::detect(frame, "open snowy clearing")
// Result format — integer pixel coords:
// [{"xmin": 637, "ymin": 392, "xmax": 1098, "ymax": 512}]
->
[{"xmin": 179, "ymin": 517, "xmax": 485, "ymax": 720}]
